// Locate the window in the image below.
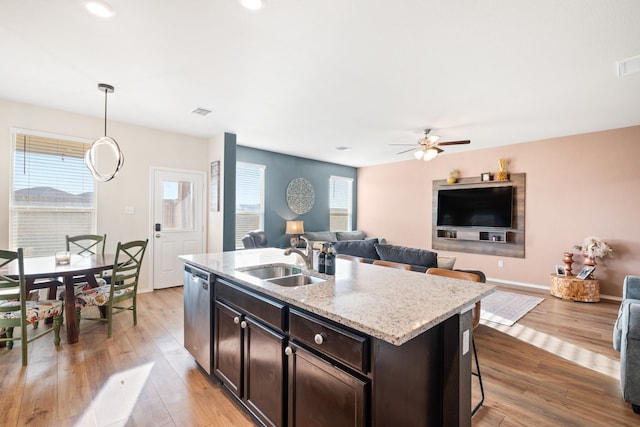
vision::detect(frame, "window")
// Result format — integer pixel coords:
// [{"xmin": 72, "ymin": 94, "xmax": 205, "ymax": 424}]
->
[
  {"xmin": 236, "ymin": 162, "xmax": 266, "ymax": 248},
  {"xmin": 10, "ymin": 131, "xmax": 96, "ymax": 257},
  {"xmin": 329, "ymin": 176, "xmax": 353, "ymax": 232}
]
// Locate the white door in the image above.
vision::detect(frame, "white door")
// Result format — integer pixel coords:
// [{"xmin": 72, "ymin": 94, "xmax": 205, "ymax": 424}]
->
[{"xmin": 152, "ymin": 168, "xmax": 205, "ymax": 289}]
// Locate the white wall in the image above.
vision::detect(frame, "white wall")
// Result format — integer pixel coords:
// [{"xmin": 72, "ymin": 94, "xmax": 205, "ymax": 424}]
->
[
  {"xmin": 0, "ymin": 99, "xmax": 214, "ymax": 292},
  {"xmin": 358, "ymin": 125, "xmax": 640, "ymax": 298}
]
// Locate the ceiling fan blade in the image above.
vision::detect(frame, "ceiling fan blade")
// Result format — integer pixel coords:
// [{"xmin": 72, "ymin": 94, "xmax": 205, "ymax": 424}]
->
[
  {"xmin": 437, "ymin": 140, "xmax": 471, "ymax": 146},
  {"xmin": 433, "ymin": 146, "xmax": 444, "ymax": 153},
  {"xmin": 396, "ymin": 147, "xmax": 418, "ymax": 155}
]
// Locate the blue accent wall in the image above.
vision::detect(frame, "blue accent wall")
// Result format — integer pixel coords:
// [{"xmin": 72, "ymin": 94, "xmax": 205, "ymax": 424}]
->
[
  {"xmin": 223, "ymin": 133, "xmax": 237, "ymax": 251},
  {"xmin": 237, "ymin": 146, "xmax": 357, "ymax": 248}
]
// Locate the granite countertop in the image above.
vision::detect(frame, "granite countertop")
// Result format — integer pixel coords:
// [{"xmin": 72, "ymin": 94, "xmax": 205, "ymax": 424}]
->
[{"xmin": 180, "ymin": 248, "xmax": 495, "ymax": 346}]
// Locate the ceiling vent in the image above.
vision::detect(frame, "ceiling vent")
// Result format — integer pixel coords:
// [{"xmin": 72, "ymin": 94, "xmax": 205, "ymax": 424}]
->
[
  {"xmin": 191, "ymin": 107, "xmax": 212, "ymax": 116},
  {"xmin": 617, "ymin": 55, "xmax": 640, "ymax": 77}
]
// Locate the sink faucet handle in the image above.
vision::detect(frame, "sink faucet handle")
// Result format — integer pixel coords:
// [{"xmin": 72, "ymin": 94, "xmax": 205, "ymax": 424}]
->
[{"xmin": 300, "ymin": 236, "xmax": 310, "ymax": 252}]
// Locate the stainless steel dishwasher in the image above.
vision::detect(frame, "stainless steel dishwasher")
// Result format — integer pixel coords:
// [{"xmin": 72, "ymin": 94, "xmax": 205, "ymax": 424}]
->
[{"xmin": 184, "ymin": 263, "xmax": 212, "ymax": 374}]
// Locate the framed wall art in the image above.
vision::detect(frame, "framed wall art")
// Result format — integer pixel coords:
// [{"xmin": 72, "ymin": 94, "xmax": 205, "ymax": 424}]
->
[{"xmin": 210, "ymin": 161, "xmax": 220, "ymax": 212}]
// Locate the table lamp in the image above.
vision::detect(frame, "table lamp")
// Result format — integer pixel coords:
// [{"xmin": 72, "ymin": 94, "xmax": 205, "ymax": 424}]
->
[{"xmin": 285, "ymin": 220, "xmax": 304, "ymax": 247}]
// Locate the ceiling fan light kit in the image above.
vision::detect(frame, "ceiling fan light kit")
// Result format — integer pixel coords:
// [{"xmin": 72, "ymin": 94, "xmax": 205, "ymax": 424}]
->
[
  {"xmin": 85, "ymin": 83, "xmax": 124, "ymax": 182},
  {"xmin": 391, "ymin": 128, "xmax": 471, "ymax": 161}
]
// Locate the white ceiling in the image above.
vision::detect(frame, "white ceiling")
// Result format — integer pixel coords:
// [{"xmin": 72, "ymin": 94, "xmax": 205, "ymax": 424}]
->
[{"xmin": 1, "ymin": 0, "xmax": 639, "ymax": 167}]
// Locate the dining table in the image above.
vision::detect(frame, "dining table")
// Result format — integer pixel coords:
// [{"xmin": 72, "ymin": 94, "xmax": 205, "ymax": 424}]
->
[{"xmin": 1, "ymin": 254, "xmax": 116, "ymax": 344}]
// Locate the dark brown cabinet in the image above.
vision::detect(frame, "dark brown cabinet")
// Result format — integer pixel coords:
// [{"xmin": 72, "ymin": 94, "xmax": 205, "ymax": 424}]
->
[
  {"xmin": 214, "ymin": 280, "xmax": 287, "ymax": 427},
  {"xmin": 214, "ymin": 300, "xmax": 242, "ymax": 396},
  {"xmin": 286, "ymin": 342, "xmax": 368, "ymax": 427}
]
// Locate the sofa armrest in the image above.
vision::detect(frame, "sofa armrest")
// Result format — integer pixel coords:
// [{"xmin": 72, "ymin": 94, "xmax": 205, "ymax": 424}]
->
[
  {"xmin": 624, "ymin": 276, "xmax": 640, "ymax": 300},
  {"xmin": 614, "ymin": 300, "xmax": 640, "ymax": 406}
]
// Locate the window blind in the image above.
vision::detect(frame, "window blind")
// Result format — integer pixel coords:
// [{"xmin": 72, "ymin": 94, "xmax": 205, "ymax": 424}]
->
[
  {"xmin": 329, "ymin": 176, "xmax": 353, "ymax": 232},
  {"xmin": 236, "ymin": 162, "xmax": 266, "ymax": 248},
  {"xmin": 10, "ymin": 132, "xmax": 96, "ymax": 257}
]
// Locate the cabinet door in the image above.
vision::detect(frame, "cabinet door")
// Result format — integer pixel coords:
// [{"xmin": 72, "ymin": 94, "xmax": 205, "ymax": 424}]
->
[
  {"xmin": 214, "ymin": 300, "xmax": 243, "ymax": 397},
  {"xmin": 288, "ymin": 343, "xmax": 368, "ymax": 427},
  {"xmin": 244, "ymin": 317, "xmax": 286, "ymax": 427}
]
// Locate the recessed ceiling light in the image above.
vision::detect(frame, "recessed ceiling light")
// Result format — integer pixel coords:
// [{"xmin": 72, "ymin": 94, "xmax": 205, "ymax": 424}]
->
[
  {"xmin": 83, "ymin": 0, "xmax": 115, "ymax": 18},
  {"xmin": 191, "ymin": 107, "xmax": 213, "ymax": 116},
  {"xmin": 239, "ymin": 0, "xmax": 264, "ymax": 11}
]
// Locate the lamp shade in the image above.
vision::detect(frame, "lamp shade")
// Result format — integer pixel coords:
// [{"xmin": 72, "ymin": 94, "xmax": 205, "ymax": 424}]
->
[{"xmin": 285, "ymin": 220, "xmax": 304, "ymax": 234}]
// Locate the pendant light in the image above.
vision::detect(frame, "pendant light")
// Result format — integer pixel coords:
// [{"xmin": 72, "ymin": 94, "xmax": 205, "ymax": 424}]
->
[{"xmin": 85, "ymin": 83, "xmax": 124, "ymax": 181}]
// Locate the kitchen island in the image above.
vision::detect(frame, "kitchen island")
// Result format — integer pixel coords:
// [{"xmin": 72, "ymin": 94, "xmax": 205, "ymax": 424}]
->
[{"xmin": 181, "ymin": 248, "xmax": 495, "ymax": 427}]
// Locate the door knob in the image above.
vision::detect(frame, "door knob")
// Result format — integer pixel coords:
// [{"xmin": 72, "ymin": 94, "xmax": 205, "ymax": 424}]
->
[
  {"xmin": 240, "ymin": 320, "xmax": 247, "ymax": 329},
  {"xmin": 233, "ymin": 316, "xmax": 240, "ymax": 324},
  {"xmin": 285, "ymin": 346, "xmax": 294, "ymax": 356},
  {"xmin": 314, "ymin": 333, "xmax": 325, "ymax": 345}
]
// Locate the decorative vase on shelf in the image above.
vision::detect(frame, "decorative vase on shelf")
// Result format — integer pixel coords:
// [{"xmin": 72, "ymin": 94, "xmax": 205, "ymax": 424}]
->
[
  {"xmin": 583, "ymin": 252, "xmax": 596, "ymax": 266},
  {"xmin": 563, "ymin": 252, "xmax": 574, "ymax": 276},
  {"xmin": 497, "ymin": 158, "xmax": 509, "ymax": 181},
  {"xmin": 447, "ymin": 169, "xmax": 459, "ymax": 184}
]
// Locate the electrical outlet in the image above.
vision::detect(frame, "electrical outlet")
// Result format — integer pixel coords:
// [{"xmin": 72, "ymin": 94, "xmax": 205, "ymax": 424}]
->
[{"xmin": 498, "ymin": 260, "xmax": 504, "ymax": 268}]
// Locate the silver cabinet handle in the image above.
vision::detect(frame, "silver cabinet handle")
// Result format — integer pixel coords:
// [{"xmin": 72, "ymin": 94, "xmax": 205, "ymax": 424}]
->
[
  {"xmin": 233, "ymin": 316, "xmax": 240, "ymax": 324},
  {"xmin": 314, "ymin": 333, "xmax": 325, "ymax": 345},
  {"xmin": 240, "ymin": 320, "xmax": 247, "ymax": 329},
  {"xmin": 285, "ymin": 346, "xmax": 294, "ymax": 356}
]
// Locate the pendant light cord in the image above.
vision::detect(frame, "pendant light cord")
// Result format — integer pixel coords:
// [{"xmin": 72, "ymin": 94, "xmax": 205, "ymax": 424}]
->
[{"xmin": 103, "ymin": 87, "xmax": 108, "ymax": 136}]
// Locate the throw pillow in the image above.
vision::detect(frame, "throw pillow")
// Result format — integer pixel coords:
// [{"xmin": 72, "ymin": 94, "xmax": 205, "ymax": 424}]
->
[
  {"xmin": 374, "ymin": 244, "xmax": 438, "ymax": 269},
  {"xmin": 336, "ymin": 230, "xmax": 367, "ymax": 241},
  {"xmin": 332, "ymin": 239, "xmax": 379, "ymax": 260},
  {"xmin": 437, "ymin": 256, "xmax": 457, "ymax": 270}
]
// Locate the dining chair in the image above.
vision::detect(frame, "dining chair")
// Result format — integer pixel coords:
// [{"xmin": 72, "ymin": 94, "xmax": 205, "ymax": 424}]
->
[
  {"xmin": 74, "ymin": 239, "xmax": 148, "ymax": 338},
  {"xmin": 426, "ymin": 267, "xmax": 484, "ymax": 416},
  {"xmin": 372, "ymin": 260, "xmax": 412, "ymax": 270},
  {"xmin": 67, "ymin": 234, "xmax": 108, "ymax": 289},
  {"xmin": 0, "ymin": 248, "xmax": 64, "ymax": 365}
]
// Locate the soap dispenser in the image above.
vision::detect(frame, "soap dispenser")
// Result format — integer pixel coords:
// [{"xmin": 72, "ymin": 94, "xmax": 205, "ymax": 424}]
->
[
  {"xmin": 325, "ymin": 244, "xmax": 336, "ymax": 275},
  {"xmin": 318, "ymin": 243, "xmax": 327, "ymax": 274}
]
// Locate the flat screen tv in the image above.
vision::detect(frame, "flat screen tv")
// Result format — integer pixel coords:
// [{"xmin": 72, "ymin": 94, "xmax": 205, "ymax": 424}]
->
[{"xmin": 437, "ymin": 186, "xmax": 514, "ymax": 228}]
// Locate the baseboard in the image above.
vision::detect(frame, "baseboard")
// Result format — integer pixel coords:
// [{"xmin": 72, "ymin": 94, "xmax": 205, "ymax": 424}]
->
[{"xmin": 486, "ymin": 277, "xmax": 622, "ymax": 302}]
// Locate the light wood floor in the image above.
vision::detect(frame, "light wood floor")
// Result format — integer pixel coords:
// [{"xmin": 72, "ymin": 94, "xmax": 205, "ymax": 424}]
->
[{"xmin": 0, "ymin": 284, "xmax": 638, "ymax": 426}]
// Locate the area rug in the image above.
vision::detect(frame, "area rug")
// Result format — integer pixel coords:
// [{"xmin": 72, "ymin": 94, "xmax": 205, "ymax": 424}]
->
[{"xmin": 480, "ymin": 290, "xmax": 544, "ymax": 326}]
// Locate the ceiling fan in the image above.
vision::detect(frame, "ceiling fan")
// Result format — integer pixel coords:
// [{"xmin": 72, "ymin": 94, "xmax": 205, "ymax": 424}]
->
[{"xmin": 391, "ymin": 129, "xmax": 471, "ymax": 161}]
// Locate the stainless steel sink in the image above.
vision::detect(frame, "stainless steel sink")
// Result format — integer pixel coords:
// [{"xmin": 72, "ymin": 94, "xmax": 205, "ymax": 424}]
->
[
  {"xmin": 266, "ymin": 274, "xmax": 326, "ymax": 287},
  {"xmin": 237, "ymin": 264, "xmax": 303, "ymax": 280}
]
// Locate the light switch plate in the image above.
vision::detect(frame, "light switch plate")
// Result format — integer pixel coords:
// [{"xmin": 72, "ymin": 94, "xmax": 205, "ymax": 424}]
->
[
  {"xmin": 125, "ymin": 206, "xmax": 135, "ymax": 214},
  {"xmin": 462, "ymin": 329, "xmax": 470, "ymax": 355}
]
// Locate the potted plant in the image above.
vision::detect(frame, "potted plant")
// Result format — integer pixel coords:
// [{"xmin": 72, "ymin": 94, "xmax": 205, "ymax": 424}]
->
[{"xmin": 574, "ymin": 236, "xmax": 613, "ymax": 266}]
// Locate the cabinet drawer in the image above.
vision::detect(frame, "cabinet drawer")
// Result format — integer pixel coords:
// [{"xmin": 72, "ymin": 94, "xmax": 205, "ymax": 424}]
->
[
  {"xmin": 216, "ymin": 279, "xmax": 287, "ymax": 332},
  {"xmin": 289, "ymin": 309, "xmax": 370, "ymax": 373}
]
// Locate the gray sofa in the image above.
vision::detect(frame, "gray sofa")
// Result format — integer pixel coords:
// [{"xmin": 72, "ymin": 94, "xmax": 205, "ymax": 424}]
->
[
  {"xmin": 328, "ymin": 238, "xmax": 484, "ymax": 279},
  {"xmin": 613, "ymin": 275, "xmax": 640, "ymax": 414}
]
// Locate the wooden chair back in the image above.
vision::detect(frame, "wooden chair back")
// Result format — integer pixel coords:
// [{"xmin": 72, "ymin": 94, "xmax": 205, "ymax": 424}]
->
[
  {"xmin": 66, "ymin": 234, "xmax": 106, "ymax": 256},
  {"xmin": 426, "ymin": 268, "xmax": 482, "ymax": 329},
  {"xmin": 373, "ymin": 260, "xmax": 412, "ymax": 270}
]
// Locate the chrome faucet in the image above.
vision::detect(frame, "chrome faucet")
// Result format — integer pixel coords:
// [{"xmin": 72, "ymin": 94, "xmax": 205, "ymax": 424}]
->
[{"xmin": 284, "ymin": 236, "xmax": 313, "ymax": 269}]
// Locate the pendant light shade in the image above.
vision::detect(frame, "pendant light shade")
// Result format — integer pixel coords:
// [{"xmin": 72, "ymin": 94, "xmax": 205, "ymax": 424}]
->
[{"xmin": 85, "ymin": 83, "xmax": 124, "ymax": 182}]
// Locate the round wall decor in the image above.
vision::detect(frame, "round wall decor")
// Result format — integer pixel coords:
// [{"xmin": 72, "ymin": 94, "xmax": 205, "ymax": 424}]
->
[{"xmin": 286, "ymin": 177, "xmax": 315, "ymax": 215}]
